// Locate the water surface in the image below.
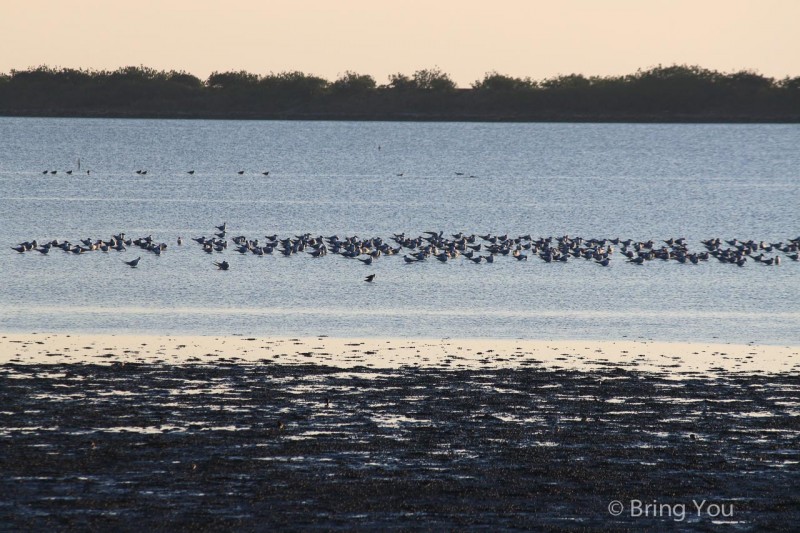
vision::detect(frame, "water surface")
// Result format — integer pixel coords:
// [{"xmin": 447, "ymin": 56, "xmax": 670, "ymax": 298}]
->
[{"xmin": 1, "ymin": 118, "xmax": 798, "ymax": 343}]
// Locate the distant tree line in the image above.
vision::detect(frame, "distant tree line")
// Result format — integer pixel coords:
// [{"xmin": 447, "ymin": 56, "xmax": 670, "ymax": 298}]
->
[{"xmin": 0, "ymin": 65, "xmax": 797, "ymax": 121}]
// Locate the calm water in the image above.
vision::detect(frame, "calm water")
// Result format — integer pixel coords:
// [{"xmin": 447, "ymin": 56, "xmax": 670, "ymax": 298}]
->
[{"xmin": 1, "ymin": 117, "xmax": 798, "ymax": 343}]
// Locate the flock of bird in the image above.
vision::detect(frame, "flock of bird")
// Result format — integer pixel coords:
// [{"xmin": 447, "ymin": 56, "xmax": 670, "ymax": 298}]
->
[
  {"xmin": 13, "ymin": 223, "xmax": 798, "ymax": 280},
  {"xmin": 40, "ymin": 169, "xmax": 271, "ymax": 176},
  {"xmin": 194, "ymin": 229, "xmax": 798, "ymax": 268},
  {"xmin": 11, "ymin": 234, "xmax": 169, "ymax": 260}
]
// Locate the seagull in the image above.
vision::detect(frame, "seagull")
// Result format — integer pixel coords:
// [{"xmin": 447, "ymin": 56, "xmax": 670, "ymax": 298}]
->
[
  {"xmin": 364, "ymin": 274, "xmax": 376, "ymax": 283},
  {"xmin": 237, "ymin": 170, "xmax": 244, "ymax": 175},
  {"xmin": 42, "ymin": 170, "xmax": 48, "ymax": 175},
  {"xmin": 187, "ymin": 170, "xmax": 195, "ymax": 175},
  {"xmin": 213, "ymin": 260, "xmax": 229, "ymax": 270},
  {"xmin": 50, "ymin": 171, "xmax": 57, "ymax": 175},
  {"xmin": 124, "ymin": 257, "xmax": 141, "ymax": 268},
  {"xmin": 66, "ymin": 170, "xmax": 73, "ymax": 175},
  {"xmin": 262, "ymin": 171, "xmax": 270, "ymax": 176}
]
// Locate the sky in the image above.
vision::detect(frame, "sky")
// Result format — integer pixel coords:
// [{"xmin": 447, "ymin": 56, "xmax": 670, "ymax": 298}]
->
[{"xmin": 2, "ymin": 0, "xmax": 798, "ymax": 87}]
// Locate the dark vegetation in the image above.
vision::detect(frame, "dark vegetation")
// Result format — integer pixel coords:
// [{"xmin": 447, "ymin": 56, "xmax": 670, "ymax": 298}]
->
[{"xmin": 1, "ymin": 64, "xmax": 798, "ymax": 121}]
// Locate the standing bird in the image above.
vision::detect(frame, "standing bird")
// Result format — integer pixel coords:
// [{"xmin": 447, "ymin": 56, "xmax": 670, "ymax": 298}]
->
[
  {"xmin": 124, "ymin": 257, "xmax": 141, "ymax": 268},
  {"xmin": 364, "ymin": 274, "xmax": 376, "ymax": 283},
  {"xmin": 66, "ymin": 170, "xmax": 73, "ymax": 175},
  {"xmin": 177, "ymin": 236, "xmax": 183, "ymax": 245},
  {"xmin": 214, "ymin": 260, "xmax": 229, "ymax": 270},
  {"xmin": 262, "ymin": 171, "xmax": 270, "ymax": 176},
  {"xmin": 237, "ymin": 170, "xmax": 244, "ymax": 175},
  {"xmin": 187, "ymin": 170, "xmax": 195, "ymax": 175}
]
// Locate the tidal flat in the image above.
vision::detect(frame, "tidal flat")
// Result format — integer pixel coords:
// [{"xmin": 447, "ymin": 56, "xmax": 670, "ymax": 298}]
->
[{"xmin": 1, "ymin": 341, "xmax": 798, "ymax": 530}]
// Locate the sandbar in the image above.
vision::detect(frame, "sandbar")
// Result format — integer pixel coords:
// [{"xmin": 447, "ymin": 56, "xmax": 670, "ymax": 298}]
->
[{"xmin": 1, "ymin": 332, "xmax": 797, "ymax": 376}]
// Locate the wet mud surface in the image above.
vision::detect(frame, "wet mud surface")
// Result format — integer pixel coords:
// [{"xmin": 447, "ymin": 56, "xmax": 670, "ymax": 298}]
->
[{"xmin": 1, "ymin": 363, "xmax": 798, "ymax": 531}]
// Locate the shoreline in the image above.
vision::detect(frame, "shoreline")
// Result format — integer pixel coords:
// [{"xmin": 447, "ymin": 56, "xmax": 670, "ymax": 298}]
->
[
  {"xmin": 3, "ymin": 110, "xmax": 799, "ymax": 123},
  {"xmin": 2, "ymin": 332, "xmax": 797, "ymax": 376},
  {"xmin": 3, "ymin": 333, "xmax": 798, "ymax": 529}
]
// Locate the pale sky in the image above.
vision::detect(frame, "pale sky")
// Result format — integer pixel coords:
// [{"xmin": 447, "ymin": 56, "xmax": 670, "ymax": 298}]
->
[{"xmin": 2, "ymin": 0, "xmax": 798, "ymax": 86}]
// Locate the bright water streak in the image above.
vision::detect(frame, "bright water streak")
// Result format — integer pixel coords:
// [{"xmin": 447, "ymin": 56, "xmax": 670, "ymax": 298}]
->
[{"xmin": 1, "ymin": 118, "xmax": 798, "ymax": 343}]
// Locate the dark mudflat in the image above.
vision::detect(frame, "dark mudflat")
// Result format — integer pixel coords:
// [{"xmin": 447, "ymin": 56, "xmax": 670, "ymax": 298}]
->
[{"xmin": 1, "ymin": 363, "xmax": 797, "ymax": 531}]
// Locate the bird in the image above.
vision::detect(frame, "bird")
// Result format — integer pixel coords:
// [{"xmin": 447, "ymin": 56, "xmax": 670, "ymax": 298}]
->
[
  {"xmin": 187, "ymin": 170, "xmax": 195, "ymax": 175},
  {"xmin": 86, "ymin": 170, "xmax": 91, "ymax": 175},
  {"xmin": 177, "ymin": 236, "xmax": 183, "ymax": 245},
  {"xmin": 42, "ymin": 170, "xmax": 48, "ymax": 175},
  {"xmin": 124, "ymin": 257, "xmax": 141, "ymax": 268},
  {"xmin": 364, "ymin": 274, "xmax": 376, "ymax": 283},
  {"xmin": 50, "ymin": 171, "xmax": 57, "ymax": 175},
  {"xmin": 237, "ymin": 170, "xmax": 244, "ymax": 175},
  {"xmin": 262, "ymin": 171, "xmax": 270, "ymax": 176},
  {"xmin": 66, "ymin": 170, "xmax": 73, "ymax": 175},
  {"xmin": 214, "ymin": 260, "xmax": 229, "ymax": 270}
]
